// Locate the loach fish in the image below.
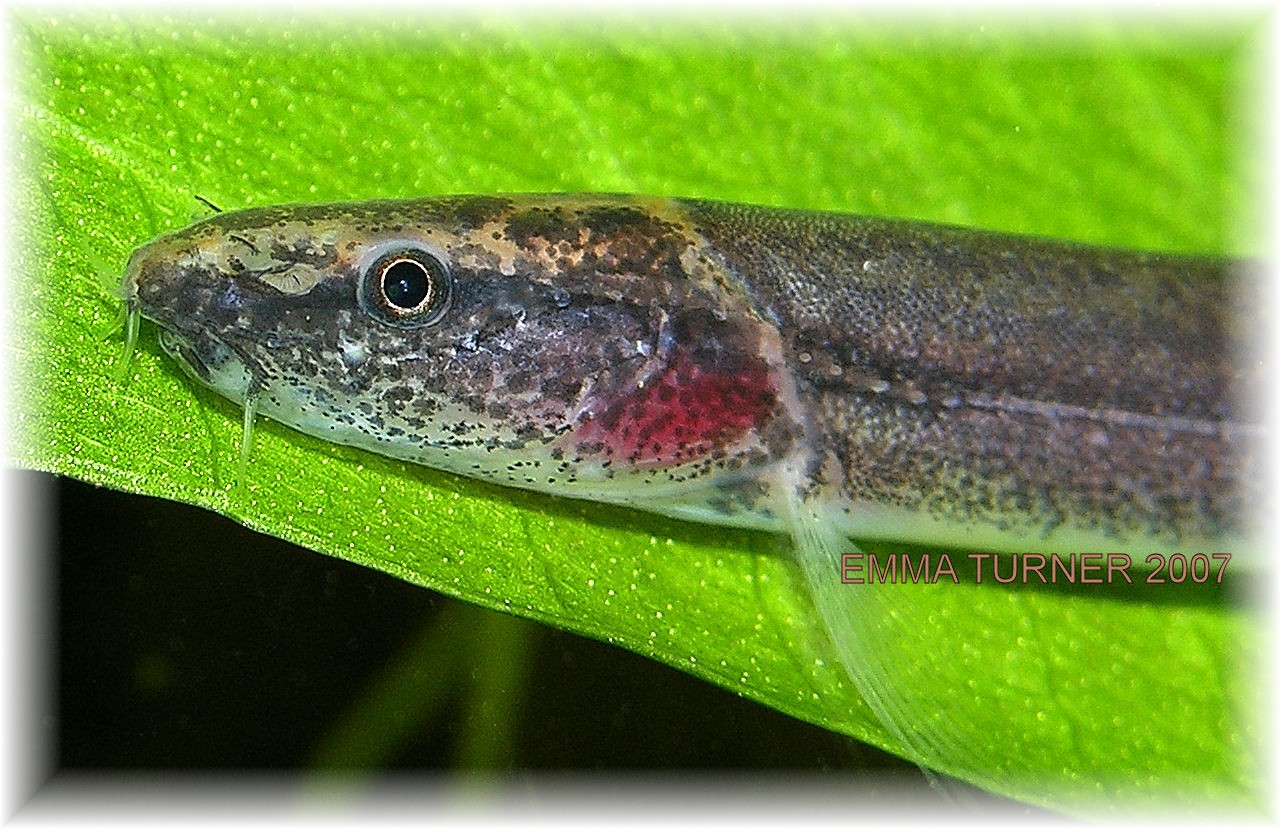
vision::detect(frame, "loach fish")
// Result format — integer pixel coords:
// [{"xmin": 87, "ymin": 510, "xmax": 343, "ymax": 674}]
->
[{"xmin": 120, "ymin": 194, "xmax": 1264, "ymax": 775}]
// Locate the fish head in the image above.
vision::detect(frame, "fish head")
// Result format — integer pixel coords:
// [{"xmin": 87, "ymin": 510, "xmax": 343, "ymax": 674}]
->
[{"xmin": 123, "ymin": 195, "xmax": 799, "ymax": 497}]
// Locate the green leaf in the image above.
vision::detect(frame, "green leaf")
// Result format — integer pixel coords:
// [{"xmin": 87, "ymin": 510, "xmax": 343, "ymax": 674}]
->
[{"xmin": 10, "ymin": 11, "xmax": 1266, "ymax": 813}]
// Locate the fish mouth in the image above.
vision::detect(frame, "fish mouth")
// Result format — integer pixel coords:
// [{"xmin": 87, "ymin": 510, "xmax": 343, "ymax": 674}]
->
[
  {"xmin": 155, "ymin": 327, "xmax": 255, "ymax": 403},
  {"xmin": 157, "ymin": 328, "xmax": 215, "ymax": 383}
]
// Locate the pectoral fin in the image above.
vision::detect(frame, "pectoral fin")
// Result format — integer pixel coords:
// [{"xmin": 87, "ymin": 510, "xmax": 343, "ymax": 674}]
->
[{"xmin": 786, "ymin": 487, "xmax": 984, "ymax": 778}]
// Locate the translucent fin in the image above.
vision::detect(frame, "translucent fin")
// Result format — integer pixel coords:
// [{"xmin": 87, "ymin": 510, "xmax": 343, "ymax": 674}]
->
[
  {"xmin": 786, "ymin": 489, "xmax": 988, "ymax": 779},
  {"xmin": 237, "ymin": 389, "xmax": 260, "ymax": 488}
]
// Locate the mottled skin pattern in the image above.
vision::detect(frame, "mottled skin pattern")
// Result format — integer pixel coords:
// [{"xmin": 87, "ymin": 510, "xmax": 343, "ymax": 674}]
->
[
  {"xmin": 681, "ymin": 200, "xmax": 1263, "ymax": 554},
  {"xmin": 124, "ymin": 195, "xmax": 802, "ymax": 528},
  {"xmin": 123, "ymin": 194, "xmax": 1261, "ymax": 558}
]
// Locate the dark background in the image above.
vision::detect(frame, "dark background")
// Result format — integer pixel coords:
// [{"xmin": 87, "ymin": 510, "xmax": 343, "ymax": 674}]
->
[{"xmin": 53, "ymin": 471, "xmax": 929, "ymax": 775}]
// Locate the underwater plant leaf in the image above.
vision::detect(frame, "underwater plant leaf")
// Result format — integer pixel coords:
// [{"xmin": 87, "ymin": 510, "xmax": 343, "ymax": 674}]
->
[{"xmin": 9, "ymin": 12, "xmax": 1265, "ymax": 813}]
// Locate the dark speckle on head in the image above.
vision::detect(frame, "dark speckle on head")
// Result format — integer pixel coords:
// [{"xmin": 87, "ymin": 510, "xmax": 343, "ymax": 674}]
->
[
  {"xmin": 504, "ymin": 203, "xmax": 691, "ymax": 281},
  {"xmin": 450, "ymin": 196, "xmax": 514, "ymax": 230},
  {"xmin": 504, "ymin": 206, "xmax": 567, "ymax": 241}
]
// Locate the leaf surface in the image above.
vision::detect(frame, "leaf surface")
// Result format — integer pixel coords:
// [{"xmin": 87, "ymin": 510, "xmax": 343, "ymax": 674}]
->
[{"xmin": 9, "ymin": 12, "xmax": 1265, "ymax": 813}]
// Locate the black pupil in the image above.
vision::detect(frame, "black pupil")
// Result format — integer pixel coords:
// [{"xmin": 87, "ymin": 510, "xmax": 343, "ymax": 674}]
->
[{"xmin": 382, "ymin": 259, "xmax": 431, "ymax": 309}]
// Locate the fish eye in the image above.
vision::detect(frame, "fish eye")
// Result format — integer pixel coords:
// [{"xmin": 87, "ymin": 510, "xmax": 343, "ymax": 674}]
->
[{"xmin": 359, "ymin": 247, "xmax": 452, "ymax": 328}]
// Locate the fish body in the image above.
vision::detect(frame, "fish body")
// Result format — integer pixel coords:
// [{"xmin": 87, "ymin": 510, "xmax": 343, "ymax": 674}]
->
[
  {"xmin": 122, "ymin": 195, "xmax": 1263, "ymax": 770},
  {"xmin": 123, "ymin": 194, "xmax": 1261, "ymax": 555}
]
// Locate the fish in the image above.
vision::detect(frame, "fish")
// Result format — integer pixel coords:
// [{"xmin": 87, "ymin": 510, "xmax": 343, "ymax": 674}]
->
[{"xmin": 120, "ymin": 194, "xmax": 1264, "ymax": 775}]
